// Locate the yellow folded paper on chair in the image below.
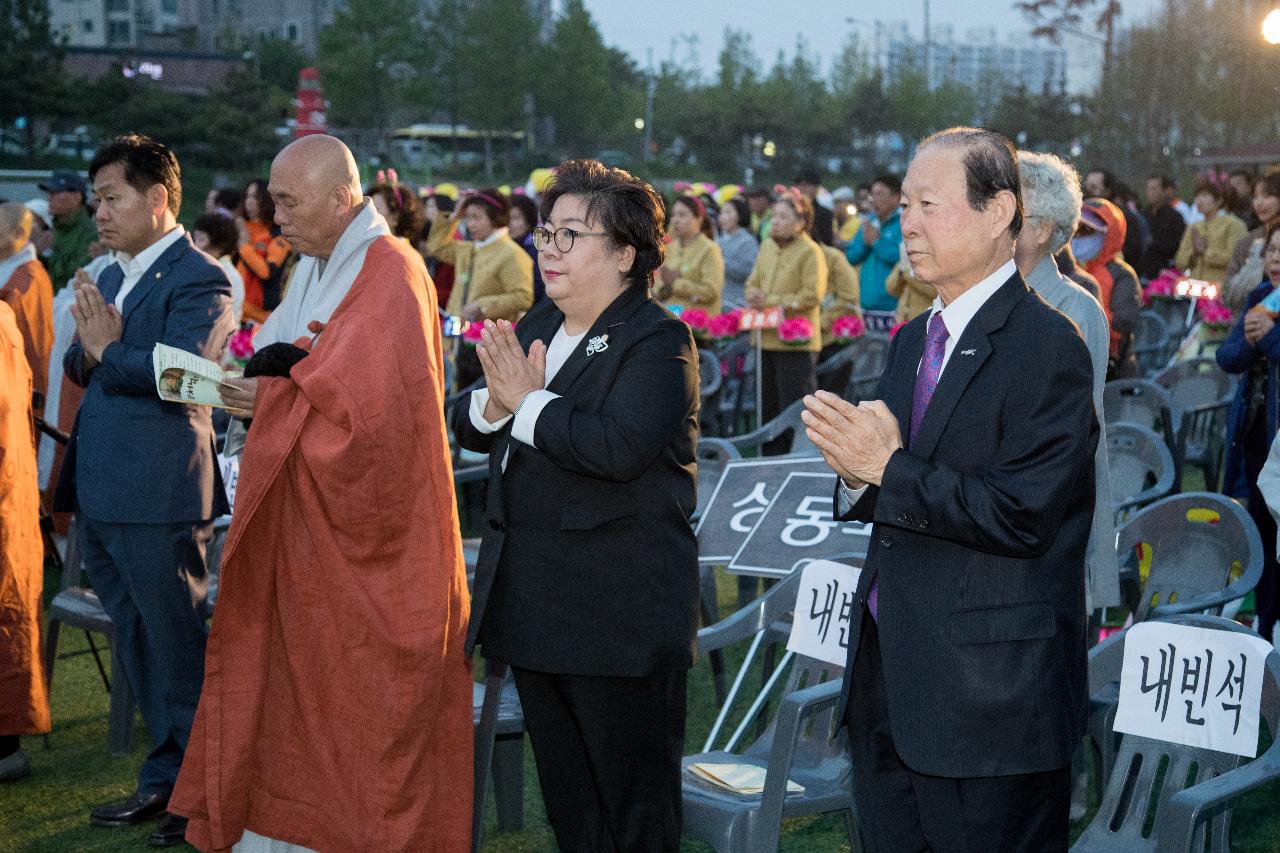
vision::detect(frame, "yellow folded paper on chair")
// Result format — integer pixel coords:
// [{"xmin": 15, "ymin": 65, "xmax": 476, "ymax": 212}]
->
[{"xmin": 688, "ymin": 762, "xmax": 805, "ymax": 795}]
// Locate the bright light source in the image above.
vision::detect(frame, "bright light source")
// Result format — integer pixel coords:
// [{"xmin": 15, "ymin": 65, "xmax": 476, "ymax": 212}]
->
[
  {"xmin": 634, "ymin": 118, "xmax": 645, "ymax": 130},
  {"xmin": 763, "ymin": 140, "xmax": 777, "ymax": 157},
  {"xmin": 1265, "ymin": 9, "xmax": 1280, "ymax": 44}
]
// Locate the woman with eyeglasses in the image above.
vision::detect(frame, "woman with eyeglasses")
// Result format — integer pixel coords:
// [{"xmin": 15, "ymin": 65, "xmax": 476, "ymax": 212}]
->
[
  {"xmin": 744, "ymin": 188, "xmax": 828, "ymax": 453},
  {"xmin": 451, "ymin": 159, "xmax": 699, "ymax": 852},
  {"xmin": 425, "ymin": 188, "xmax": 533, "ymax": 387}
]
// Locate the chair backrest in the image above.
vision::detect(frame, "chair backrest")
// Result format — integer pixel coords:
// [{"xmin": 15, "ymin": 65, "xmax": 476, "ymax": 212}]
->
[
  {"xmin": 693, "ymin": 438, "xmax": 741, "ymax": 519},
  {"xmin": 1116, "ymin": 493, "xmax": 1264, "ymax": 622},
  {"xmin": 1107, "ymin": 422, "xmax": 1177, "ymax": 517},
  {"xmin": 694, "ymin": 564, "xmax": 848, "ymax": 784},
  {"xmin": 1104, "ymin": 379, "xmax": 1175, "ymax": 437},
  {"xmin": 843, "ymin": 333, "xmax": 889, "ymax": 402},
  {"xmin": 741, "ymin": 652, "xmax": 849, "ymax": 787},
  {"xmin": 1152, "ymin": 358, "xmax": 1234, "ymax": 426},
  {"xmin": 1133, "ymin": 310, "xmax": 1169, "ymax": 367},
  {"xmin": 714, "ymin": 339, "xmax": 756, "ymax": 436},
  {"xmin": 1075, "ymin": 614, "xmax": 1280, "ymax": 852},
  {"xmin": 698, "ymin": 348, "xmax": 722, "ymax": 400}
]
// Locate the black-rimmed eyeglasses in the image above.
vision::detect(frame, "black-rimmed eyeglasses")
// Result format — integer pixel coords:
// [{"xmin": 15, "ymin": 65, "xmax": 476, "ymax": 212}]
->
[{"xmin": 531, "ymin": 225, "xmax": 609, "ymax": 253}]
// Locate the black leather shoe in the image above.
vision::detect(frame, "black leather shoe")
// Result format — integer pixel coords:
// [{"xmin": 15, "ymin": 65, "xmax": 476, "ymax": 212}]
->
[
  {"xmin": 90, "ymin": 790, "xmax": 170, "ymax": 826},
  {"xmin": 148, "ymin": 812, "xmax": 189, "ymax": 847}
]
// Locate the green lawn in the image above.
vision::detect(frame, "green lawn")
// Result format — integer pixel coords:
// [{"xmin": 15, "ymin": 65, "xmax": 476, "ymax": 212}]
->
[{"xmin": 5, "ymin": 565, "xmax": 1280, "ymax": 852}]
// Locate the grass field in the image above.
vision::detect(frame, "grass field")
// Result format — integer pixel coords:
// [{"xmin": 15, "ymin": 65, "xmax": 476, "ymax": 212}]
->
[{"xmin": 4, "ymin": 560, "xmax": 1279, "ymax": 851}]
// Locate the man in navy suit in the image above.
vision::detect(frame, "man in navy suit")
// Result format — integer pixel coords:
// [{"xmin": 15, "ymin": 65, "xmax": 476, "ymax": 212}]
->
[
  {"xmin": 57, "ymin": 135, "xmax": 234, "ymax": 844},
  {"xmin": 803, "ymin": 128, "xmax": 1098, "ymax": 851}
]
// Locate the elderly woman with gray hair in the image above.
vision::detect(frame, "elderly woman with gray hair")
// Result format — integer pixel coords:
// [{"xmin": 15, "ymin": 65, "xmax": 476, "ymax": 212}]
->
[{"xmin": 1015, "ymin": 150, "xmax": 1120, "ymax": 614}]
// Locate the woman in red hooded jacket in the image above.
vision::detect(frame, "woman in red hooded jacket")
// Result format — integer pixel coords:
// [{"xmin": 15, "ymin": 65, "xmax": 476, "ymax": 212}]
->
[{"xmin": 1074, "ymin": 197, "xmax": 1142, "ymax": 378}]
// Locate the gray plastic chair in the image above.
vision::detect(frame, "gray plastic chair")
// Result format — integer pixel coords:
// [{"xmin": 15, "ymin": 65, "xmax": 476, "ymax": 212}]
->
[
  {"xmin": 683, "ymin": 566, "xmax": 860, "ymax": 853},
  {"xmin": 700, "ymin": 347, "xmax": 725, "ymax": 433},
  {"xmin": 1133, "ymin": 310, "xmax": 1171, "ymax": 378},
  {"xmin": 816, "ymin": 333, "xmax": 888, "ymax": 403},
  {"xmin": 1090, "ymin": 494, "xmax": 1264, "ymax": 787},
  {"xmin": 1152, "ymin": 358, "xmax": 1234, "ymax": 492},
  {"xmin": 1104, "ymin": 379, "xmax": 1177, "ymax": 453},
  {"xmin": 715, "ymin": 339, "xmax": 757, "ymax": 437},
  {"xmin": 727, "ymin": 399, "xmax": 820, "ymax": 458},
  {"xmin": 1108, "ymin": 422, "xmax": 1177, "ymax": 522},
  {"xmin": 1116, "ymin": 492, "xmax": 1263, "ymax": 623},
  {"xmin": 695, "ymin": 436, "xmax": 744, "ymax": 707},
  {"xmin": 1073, "ymin": 614, "xmax": 1280, "ymax": 852},
  {"xmin": 471, "ymin": 663, "xmax": 525, "ymax": 852},
  {"xmin": 41, "ymin": 516, "xmax": 135, "ymax": 755}
]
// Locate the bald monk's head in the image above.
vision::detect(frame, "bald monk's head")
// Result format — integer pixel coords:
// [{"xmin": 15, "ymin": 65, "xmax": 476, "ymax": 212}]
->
[
  {"xmin": 0, "ymin": 203, "xmax": 33, "ymax": 260},
  {"xmin": 268, "ymin": 135, "xmax": 364, "ymax": 259}
]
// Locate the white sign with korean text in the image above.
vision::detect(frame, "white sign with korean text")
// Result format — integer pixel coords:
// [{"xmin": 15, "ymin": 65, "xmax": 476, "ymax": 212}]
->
[
  {"xmin": 217, "ymin": 452, "xmax": 239, "ymax": 510},
  {"xmin": 786, "ymin": 559, "xmax": 863, "ymax": 667},
  {"xmin": 1113, "ymin": 622, "xmax": 1275, "ymax": 758}
]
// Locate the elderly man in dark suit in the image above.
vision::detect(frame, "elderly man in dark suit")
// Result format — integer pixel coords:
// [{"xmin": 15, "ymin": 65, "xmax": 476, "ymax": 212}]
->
[
  {"xmin": 57, "ymin": 134, "xmax": 234, "ymax": 845},
  {"xmin": 803, "ymin": 127, "xmax": 1097, "ymax": 852}
]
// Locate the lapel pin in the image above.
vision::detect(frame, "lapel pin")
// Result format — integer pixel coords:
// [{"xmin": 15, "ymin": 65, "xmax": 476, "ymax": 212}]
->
[
  {"xmin": 586, "ymin": 334, "xmax": 609, "ymax": 356},
  {"xmin": 961, "ymin": 348, "xmax": 976, "ymax": 356}
]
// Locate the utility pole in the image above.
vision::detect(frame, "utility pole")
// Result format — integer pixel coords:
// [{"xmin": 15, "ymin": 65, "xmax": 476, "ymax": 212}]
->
[
  {"xmin": 643, "ymin": 48, "xmax": 655, "ymax": 163},
  {"xmin": 923, "ymin": 0, "xmax": 931, "ymax": 86}
]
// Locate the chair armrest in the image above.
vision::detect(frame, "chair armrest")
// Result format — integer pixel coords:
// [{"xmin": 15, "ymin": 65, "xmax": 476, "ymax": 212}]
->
[
  {"xmin": 697, "ymin": 436, "xmax": 741, "ymax": 462},
  {"xmin": 453, "ymin": 463, "xmax": 489, "ymax": 485},
  {"xmin": 1155, "ymin": 751, "xmax": 1280, "ymax": 851},
  {"xmin": 755, "ymin": 678, "xmax": 844, "ymax": 849},
  {"xmin": 1148, "ymin": 573, "xmax": 1258, "ymax": 618}
]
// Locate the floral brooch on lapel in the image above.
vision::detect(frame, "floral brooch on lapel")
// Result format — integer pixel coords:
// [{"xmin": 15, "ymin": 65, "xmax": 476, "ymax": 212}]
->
[{"xmin": 586, "ymin": 334, "xmax": 609, "ymax": 356}]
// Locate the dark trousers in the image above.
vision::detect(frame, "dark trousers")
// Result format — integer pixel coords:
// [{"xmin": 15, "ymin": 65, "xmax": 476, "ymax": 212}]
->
[
  {"xmin": 510, "ymin": 667, "xmax": 687, "ymax": 853},
  {"xmin": 78, "ymin": 514, "xmax": 213, "ymax": 796},
  {"xmin": 760, "ymin": 349, "xmax": 816, "ymax": 456},
  {"xmin": 846, "ymin": 614, "xmax": 1070, "ymax": 853},
  {"xmin": 1244, "ymin": 416, "xmax": 1279, "ymax": 641}
]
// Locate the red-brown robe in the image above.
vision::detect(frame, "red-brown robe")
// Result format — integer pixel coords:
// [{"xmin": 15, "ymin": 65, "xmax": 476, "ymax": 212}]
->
[
  {"xmin": 171, "ymin": 237, "xmax": 473, "ymax": 852},
  {"xmin": 0, "ymin": 301, "xmax": 49, "ymax": 737},
  {"xmin": 0, "ymin": 257, "xmax": 53, "ymax": 416}
]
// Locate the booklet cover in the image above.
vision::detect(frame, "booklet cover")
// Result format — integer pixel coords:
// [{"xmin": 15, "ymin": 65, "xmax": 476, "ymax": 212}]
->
[
  {"xmin": 153, "ymin": 342, "xmax": 240, "ymax": 408},
  {"xmin": 687, "ymin": 762, "xmax": 804, "ymax": 795}
]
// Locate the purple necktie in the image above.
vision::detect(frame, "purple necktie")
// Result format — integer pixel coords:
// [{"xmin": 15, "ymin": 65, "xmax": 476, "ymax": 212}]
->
[{"xmin": 869, "ymin": 311, "xmax": 949, "ymax": 622}]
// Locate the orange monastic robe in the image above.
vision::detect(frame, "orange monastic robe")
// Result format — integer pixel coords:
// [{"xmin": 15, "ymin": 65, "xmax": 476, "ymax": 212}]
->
[
  {"xmin": 1, "ymin": 257, "xmax": 54, "ymax": 413},
  {"xmin": 171, "ymin": 237, "xmax": 473, "ymax": 852},
  {"xmin": 0, "ymin": 302, "xmax": 49, "ymax": 737}
]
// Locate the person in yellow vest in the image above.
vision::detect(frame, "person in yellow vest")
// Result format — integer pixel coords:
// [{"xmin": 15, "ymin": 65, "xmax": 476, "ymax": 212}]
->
[
  {"xmin": 820, "ymin": 243, "xmax": 861, "ymax": 335},
  {"xmin": 886, "ymin": 253, "xmax": 936, "ymax": 323},
  {"xmin": 1174, "ymin": 182, "xmax": 1249, "ymax": 284},
  {"xmin": 426, "ymin": 188, "xmax": 533, "ymax": 386},
  {"xmin": 656, "ymin": 195, "xmax": 723, "ymax": 315},
  {"xmin": 745, "ymin": 188, "xmax": 827, "ymax": 454}
]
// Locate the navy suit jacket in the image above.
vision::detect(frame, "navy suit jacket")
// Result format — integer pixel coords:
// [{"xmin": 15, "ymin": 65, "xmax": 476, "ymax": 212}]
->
[
  {"xmin": 837, "ymin": 271, "xmax": 1098, "ymax": 778},
  {"xmin": 56, "ymin": 233, "xmax": 235, "ymax": 523}
]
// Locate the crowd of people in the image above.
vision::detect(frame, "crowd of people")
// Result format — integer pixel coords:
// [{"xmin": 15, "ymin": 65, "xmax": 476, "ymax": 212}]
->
[{"xmin": 0, "ymin": 125, "xmax": 1279, "ymax": 853}]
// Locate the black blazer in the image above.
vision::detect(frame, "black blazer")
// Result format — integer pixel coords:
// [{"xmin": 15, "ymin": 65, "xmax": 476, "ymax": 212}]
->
[
  {"xmin": 452, "ymin": 286, "xmax": 701, "ymax": 677},
  {"xmin": 837, "ymin": 271, "xmax": 1098, "ymax": 778}
]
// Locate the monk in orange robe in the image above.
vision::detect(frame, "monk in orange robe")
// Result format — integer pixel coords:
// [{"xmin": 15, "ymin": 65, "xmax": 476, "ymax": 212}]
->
[
  {"xmin": 170, "ymin": 135, "xmax": 473, "ymax": 852},
  {"xmin": 0, "ymin": 204, "xmax": 54, "ymax": 416},
  {"xmin": 0, "ymin": 299, "xmax": 49, "ymax": 782}
]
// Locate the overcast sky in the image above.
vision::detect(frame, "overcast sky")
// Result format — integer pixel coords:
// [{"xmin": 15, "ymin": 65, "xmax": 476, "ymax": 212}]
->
[{"xmin": 583, "ymin": 0, "xmax": 1166, "ymax": 91}]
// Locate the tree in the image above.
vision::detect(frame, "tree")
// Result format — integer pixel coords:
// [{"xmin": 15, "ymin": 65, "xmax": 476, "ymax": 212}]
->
[
  {"xmin": 316, "ymin": 0, "xmax": 426, "ymax": 130},
  {"xmin": 456, "ymin": 0, "xmax": 543, "ymax": 176},
  {"xmin": 539, "ymin": 0, "xmax": 629, "ymax": 156},
  {"xmin": 0, "ymin": 0, "xmax": 69, "ymax": 154},
  {"xmin": 1016, "ymin": 0, "xmax": 1122, "ymax": 79}
]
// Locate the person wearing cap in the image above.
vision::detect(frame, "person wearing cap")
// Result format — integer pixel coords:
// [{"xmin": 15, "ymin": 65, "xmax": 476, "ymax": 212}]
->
[
  {"xmin": 40, "ymin": 169, "xmax": 98, "ymax": 291},
  {"xmin": 1075, "ymin": 197, "xmax": 1142, "ymax": 378},
  {"xmin": 795, "ymin": 166, "xmax": 835, "ymax": 246}
]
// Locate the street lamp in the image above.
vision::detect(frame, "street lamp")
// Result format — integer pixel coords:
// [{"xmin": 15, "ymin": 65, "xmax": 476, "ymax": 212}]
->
[
  {"xmin": 1264, "ymin": 9, "xmax": 1280, "ymax": 44},
  {"xmin": 634, "ymin": 118, "xmax": 645, "ymax": 131}
]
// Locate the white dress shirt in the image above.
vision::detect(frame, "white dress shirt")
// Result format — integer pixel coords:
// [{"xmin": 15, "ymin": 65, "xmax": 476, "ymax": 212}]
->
[
  {"xmin": 468, "ymin": 324, "xmax": 587, "ymax": 469},
  {"xmin": 113, "ymin": 226, "xmax": 186, "ymax": 311},
  {"xmin": 839, "ymin": 258, "xmax": 1017, "ymax": 506}
]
